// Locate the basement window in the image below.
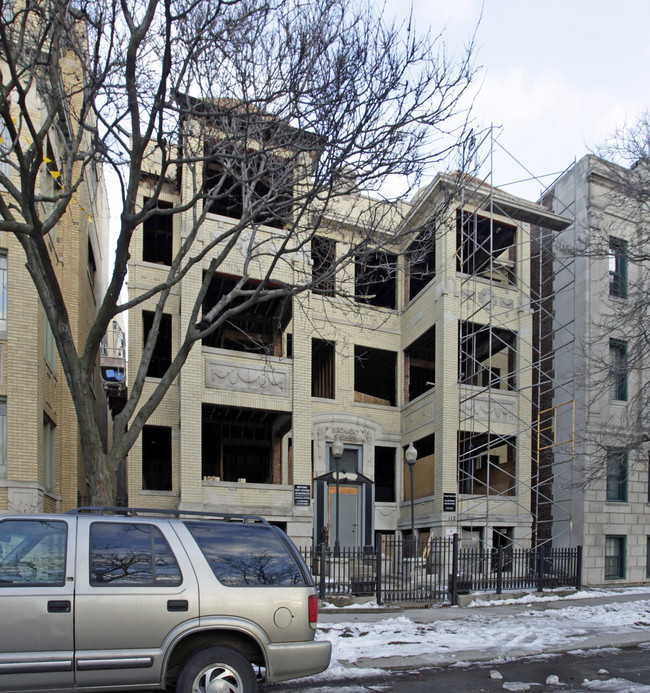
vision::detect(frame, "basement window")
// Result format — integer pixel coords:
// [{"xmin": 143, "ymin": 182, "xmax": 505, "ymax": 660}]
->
[
  {"xmin": 143, "ymin": 198, "xmax": 173, "ymax": 265},
  {"xmin": 355, "ymin": 252, "xmax": 397, "ymax": 308},
  {"xmin": 142, "ymin": 425, "xmax": 172, "ymax": 491},
  {"xmin": 354, "ymin": 345, "xmax": 396, "ymax": 406},
  {"xmin": 456, "ymin": 210, "xmax": 516, "ymax": 285},
  {"xmin": 312, "ymin": 339, "xmax": 335, "ymax": 399},
  {"xmin": 143, "ymin": 311, "xmax": 172, "ymax": 378}
]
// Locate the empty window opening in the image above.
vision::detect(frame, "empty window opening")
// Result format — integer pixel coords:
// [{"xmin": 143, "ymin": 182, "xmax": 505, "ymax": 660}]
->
[
  {"xmin": 456, "ymin": 210, "xmax": 516, "ymax": 285},
  {"xmin": 202, "ymin": 404, "xmax": 290, "ymax": 484},
  {"xmin": 203, "ymin": 141, "xmax": 293, "ymax": 229},
  {"xmin": 312, "ymin": 236, "xmax": 336, "ymax": 296},
  {"xmin": 405, "ymin": 327, "xmax": 435, "ymax": 401},
  {"xmin": 354, "ymin": 345, "xmax": 397, "ymax": 406},
  {"xmin": 143, "ymin": 198, "xmax": 173, "ymax": 265},
  {"xmin": 403, "ymin": 435, "xmax": 434, "ymax": 501},
  {"xmin": 312, "ymin": 339, "xmax": 335, "ymax": 399},
  {"xmin": 609, "ymin": 237, "xmax": 628, "ymax": 299},
  {"xmin": 375, "ymin": 446, "xmax": 396, "ymax": 502},
  {"xmin": 460, "ymin": 321, "xmax": 516, "ymax": 391},
  {"xmin": 143, "ymin": 311, "xmax": 172, "ymax": 378},
  {"xmin": 355, "ymin": 251, "xmax": 397, "ymax": 308},
  {"xmin": 458, "ymin": 432, "xmax": 516, "ymax": 496},
  {"xmin": 142, "ymin": 425, "xmax": 172, "ymax": 491},
  {"xmin": 202, "ymin": 273, "xmax": 291, "ymax": 356},
  {"xmin": 407, "ymin": 227, "xmax": 436, "ymax": 302}
]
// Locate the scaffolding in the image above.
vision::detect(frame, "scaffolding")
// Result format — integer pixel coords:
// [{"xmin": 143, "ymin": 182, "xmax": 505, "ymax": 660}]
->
[{"xmin": 454, "ymin": 129, "xmax": 578, "ymax": 551}]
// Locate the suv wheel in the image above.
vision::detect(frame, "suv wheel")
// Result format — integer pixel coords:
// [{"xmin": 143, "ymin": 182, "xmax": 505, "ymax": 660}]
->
[{"xmin": 176, "ymin": 645, "xmax": 257, "ymax": 693}]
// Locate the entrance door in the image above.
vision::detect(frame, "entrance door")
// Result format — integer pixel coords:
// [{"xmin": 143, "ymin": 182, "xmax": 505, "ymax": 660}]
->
[{"xmin": 328, "ymin": 486, "xmax": 359, "ymax": 548}]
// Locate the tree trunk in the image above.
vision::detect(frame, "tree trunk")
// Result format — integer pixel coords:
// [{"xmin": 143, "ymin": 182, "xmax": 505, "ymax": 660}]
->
[{"xmin": 86, "ymin": 449, "xmax": 118, "ymax": 506}]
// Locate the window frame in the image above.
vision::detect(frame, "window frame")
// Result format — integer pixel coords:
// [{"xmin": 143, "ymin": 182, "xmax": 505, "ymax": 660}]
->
[
  {"xmin": 0, "ymin": 519, "xmax": 67, "ymax": 587},
  {"xmin": 89, "ymin": 521, "xmax": 182, "ymax": 587},
  {"xmin": 0, "ymin": 253, "xmax": 7, "ymax": 335},
  {"xmin": 0, "ymin": 398, "xmax": 6, "ymax": 481},
  {"xmin": 609, "ymin": 236, "xmax": 628, "ymax": 299},
  {"xmin": 604, "ymin": 535, "xmax": 626, "ymax": 580},
  {"xmin": 605, "ymin": 448, "xmax": 628, "ymax": 502},
  {"xmin": 609, "ymin": 338, "xmax": 628, "ymax": 402},
  {"xmin": 43, "ymin": 416, "xmax": 55, "ymax": 493}
]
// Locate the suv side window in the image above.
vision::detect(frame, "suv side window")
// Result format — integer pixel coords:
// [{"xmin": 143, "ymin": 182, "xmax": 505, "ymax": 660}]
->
[
  {"xmin": 0, "ymin": 519, "xmax": 67, "ymax": 586},
  {"xmin": 184, "ymin": 521, "xmax": 307, "ymax": 586},
  {"xmin": 90, "ymin": 522, "xmax": 182, "ymax": 586}
]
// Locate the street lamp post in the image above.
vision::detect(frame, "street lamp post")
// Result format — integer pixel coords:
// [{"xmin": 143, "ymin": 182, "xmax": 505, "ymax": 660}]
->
[
  {"xmin": 405, "ymin": 443, "xmax": 417, "ymax": 555},
  {"xmin": 332, "ymin": 435, "xmax": 344, "ymax": 555}
]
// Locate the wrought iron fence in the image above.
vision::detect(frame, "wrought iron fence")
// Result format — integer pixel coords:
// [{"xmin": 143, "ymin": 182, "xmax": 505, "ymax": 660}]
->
[{"xmin": 301, "ymin": 534, "xmax": 582, "ymax": 605}]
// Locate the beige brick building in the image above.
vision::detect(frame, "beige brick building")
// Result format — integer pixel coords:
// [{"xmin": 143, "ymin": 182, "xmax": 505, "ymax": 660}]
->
[
  {"xmin": 127, "ymin": 136, "xmax": 567, "ymax": 551},
  {"xmin": 0, "ymin": 55, "xmax": 110, "ymax": 513}
]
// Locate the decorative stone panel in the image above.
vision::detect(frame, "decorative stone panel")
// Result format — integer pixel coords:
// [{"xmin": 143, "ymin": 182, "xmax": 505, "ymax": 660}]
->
[{"xmin": 205, "ymin": 358, "xmax": 290, "ymax": 397}]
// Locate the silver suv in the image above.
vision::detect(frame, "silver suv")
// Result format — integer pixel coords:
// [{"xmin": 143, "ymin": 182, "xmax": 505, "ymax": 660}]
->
[{"xmin": 0, "ymin": 507, "xmax": 331, "ymax": 692}]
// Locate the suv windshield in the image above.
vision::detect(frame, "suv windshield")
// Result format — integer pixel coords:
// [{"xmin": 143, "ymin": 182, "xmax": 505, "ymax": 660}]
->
[{"xmin": 184, "ymin": 522, "xmax": 307, "ymax": 586}]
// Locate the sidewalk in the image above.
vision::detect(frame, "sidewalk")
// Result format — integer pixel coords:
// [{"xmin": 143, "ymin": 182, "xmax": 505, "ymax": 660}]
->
[{"xmin": 315, "ymin": 588, "xmax": 650, "ymax": 672}]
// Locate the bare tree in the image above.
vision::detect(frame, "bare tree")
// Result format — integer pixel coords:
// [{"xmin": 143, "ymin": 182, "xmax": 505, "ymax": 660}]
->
[{"xmin": 0, "ymin": 0, "xmax": 476, "ymax": 504}]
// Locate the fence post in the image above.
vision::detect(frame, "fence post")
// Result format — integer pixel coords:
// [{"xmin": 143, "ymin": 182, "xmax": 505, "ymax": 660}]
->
[
  {"xmin": 319, "ymin": 542, "xmax": 326, "ymax": 601},
  {"xmin": 576, "ymin": 545, "xmax": 583, "ymax": 591},
  {"xmin": 536, "ymin": 544, "xmax": 545, "ymax": 592},
  {"xmin": 496, "ymin": 546, "xmax": 503, "ymax": 595},
  {"xmin": 450, "ymin": 533, "xmax": 459, "ymax": 606},
  {"xmin": 376, "ymin": 534, "xmax": 382, "ymax": 606}
]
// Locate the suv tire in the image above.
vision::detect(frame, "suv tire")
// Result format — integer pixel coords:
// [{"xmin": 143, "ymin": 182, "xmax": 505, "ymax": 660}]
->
[{"xmin": 176, "ymin": 645, "xmax": 257, "ymax": 693}]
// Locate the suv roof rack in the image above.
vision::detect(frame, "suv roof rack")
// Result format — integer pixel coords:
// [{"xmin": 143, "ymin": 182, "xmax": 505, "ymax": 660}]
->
[{"xmin": 67, "ymin": 506, "xmax": 270, "ymax": 525}]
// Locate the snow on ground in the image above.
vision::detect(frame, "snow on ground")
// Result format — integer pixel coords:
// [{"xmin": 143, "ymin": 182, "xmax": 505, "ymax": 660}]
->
[
  {"xmin": 467, "ymin": 587, "xmax": 650, "ymax": 608},
  {"xmin": 311, "ymin": 590, "xmax": 650, "ymax": 686}
]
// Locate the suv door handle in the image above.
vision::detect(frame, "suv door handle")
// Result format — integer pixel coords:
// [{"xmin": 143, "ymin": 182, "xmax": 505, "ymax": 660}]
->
[
  {"xmin": 48, "ymin": 600, "xmax": 71, "ymax": 613},
  {"xmin": 167, "ymin": 599, "xmax": 188, "ymax": 612}
]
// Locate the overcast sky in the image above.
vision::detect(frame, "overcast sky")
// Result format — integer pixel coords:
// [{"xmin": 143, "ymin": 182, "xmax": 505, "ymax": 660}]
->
[{"xmin": 383, "ymin": 0, "xmax": 650, "ymax": 200}]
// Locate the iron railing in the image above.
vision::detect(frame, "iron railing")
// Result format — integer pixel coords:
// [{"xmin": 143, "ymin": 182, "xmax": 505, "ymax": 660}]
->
[{"xmin": 301, "ymin": 534, "xmax": 582, "ymax": 605}]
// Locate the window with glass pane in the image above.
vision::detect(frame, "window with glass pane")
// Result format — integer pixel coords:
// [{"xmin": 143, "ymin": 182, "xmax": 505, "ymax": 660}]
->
[
  {"xmin": 0, "ymin": 519, "xmax": 67, "ymax": 586},
  {"xmin": 0, "ymin": 255, "xmax": 6, "ymax": 333},
  {"xmin": 184, "ymin": 521, "xmax": 306, "ymax": 586},
  {"xmin": 44, "ymin": 311, "xmax": 56, "ymax": 369},
  {"xmin": 0, "ymin": 122, "xmax": 9, "ymax": 181},
  {"xmin": 609, "ymin": 339, "xmax": 628, "ymax": 401},
  {"xmin": 605, "ymin": 535, "xmax": 625, "ymax": 579},
  {"xmin": 609, "ymin": 237, "xmax": 628, "ymax": 299},
  {"xmin": 89, "ymin": 522, "xmax": 182, "ymax": 586},
  {"xmin": 43, "ymin": 417, "xmax": 55, "ymax": 492},
  {"xmin": 0, "ymin": 399, "xmax": 5, "ymax": 480},
  {"xmin": 606, "ymin": 448, "xmax": 627, "ymax": 502},
  {"xmin": 647, "ymin": 537, "xmax": 650, "ymax": 579}
]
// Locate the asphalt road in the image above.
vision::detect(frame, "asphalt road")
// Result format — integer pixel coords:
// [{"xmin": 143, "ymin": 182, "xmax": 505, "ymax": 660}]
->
[{"xmin": 263, "ymin": 645, "xmax": 650, "ymax": 692}]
